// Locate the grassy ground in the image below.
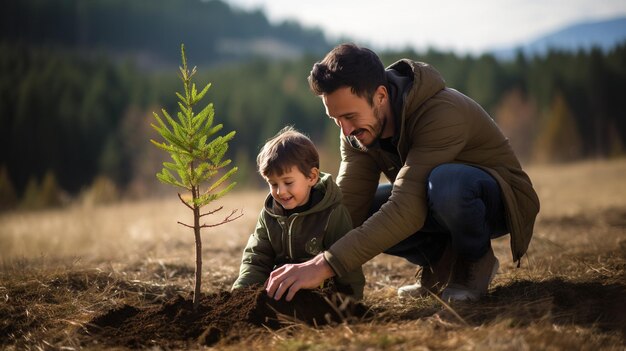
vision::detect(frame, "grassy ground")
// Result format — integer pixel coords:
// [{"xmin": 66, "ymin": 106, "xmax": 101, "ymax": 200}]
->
[{"xmin": 1, "ymin": 159, "xmax": 625, "ymax": 350}]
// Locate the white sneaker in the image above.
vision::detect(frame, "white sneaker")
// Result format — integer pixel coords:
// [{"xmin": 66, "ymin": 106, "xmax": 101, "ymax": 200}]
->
[{"xmin": 398, "ymin": 283, "xmax": 428, "ymax": 299}]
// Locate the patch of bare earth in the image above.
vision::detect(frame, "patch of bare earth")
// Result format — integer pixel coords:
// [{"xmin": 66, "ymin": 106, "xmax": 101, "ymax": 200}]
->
[
  {"xmin": 1, "ymin": 159, "xmax": 625, "ymax": 350},
  {"xmin": 83, "ymin": 286, "xmax": 368, "ymax": 349}
]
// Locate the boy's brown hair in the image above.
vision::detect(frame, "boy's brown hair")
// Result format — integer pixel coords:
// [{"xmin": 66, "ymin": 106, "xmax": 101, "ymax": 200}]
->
[{"xmin": 257, "ymin": 126, "xmax": 319, "ymax": 177}]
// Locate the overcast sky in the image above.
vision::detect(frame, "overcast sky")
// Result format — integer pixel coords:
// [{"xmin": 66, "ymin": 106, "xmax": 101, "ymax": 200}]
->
[{"xmin": 225, "ymin": 0, "xmax": 626, "ymax": 54}]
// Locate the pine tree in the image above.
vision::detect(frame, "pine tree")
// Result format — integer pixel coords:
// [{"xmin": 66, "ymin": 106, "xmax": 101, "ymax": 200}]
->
[{"xmin": 151, "ymin": 44, "xmax": 241, "ymax": 309}]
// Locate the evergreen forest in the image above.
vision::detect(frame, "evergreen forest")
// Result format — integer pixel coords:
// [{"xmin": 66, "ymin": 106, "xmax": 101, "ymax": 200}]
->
[{"xmin": 1, "ymin": 0, "xmax": 625, "ymax": 210}]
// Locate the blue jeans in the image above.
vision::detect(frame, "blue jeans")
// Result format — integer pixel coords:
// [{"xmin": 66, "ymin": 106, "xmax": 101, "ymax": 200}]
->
[{"xmin": 371, "ymin": 164, "xmax": 508, "ymax": 266}]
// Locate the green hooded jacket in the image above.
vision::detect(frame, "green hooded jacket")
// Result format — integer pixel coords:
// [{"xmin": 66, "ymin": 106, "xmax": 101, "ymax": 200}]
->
[
  {"xmin": 323, "ymin": 60, "xmax": 540, "ymax": 277},
  {"xmin": 233, "ymin": 172, "xmax": 365, "ymax": 299}
]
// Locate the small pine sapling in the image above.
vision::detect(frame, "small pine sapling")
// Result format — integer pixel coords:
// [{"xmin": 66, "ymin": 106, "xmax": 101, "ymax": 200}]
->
[{"xmin": 151, "ymin": 44, "xmax": 242, "ymax": 309}]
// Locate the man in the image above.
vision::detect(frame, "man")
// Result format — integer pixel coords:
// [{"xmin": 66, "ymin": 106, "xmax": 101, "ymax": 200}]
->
[{"xmin": 265, "ymin": 43, "xmax": 540, "ymax": 302}]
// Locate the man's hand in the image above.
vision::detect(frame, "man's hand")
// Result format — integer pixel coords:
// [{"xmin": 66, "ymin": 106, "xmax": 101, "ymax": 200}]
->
[{"xmin": 265, "ymin": 252, "xmax": 335, "ymax": 301}]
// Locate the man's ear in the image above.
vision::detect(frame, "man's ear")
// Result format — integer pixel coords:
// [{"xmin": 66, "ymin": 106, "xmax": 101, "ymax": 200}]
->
[
  {"xmin": 308, "ymin": 167, "xmax": 320, "ymax": 185},
  {"xmin": 375, "ymin": 85, "xmax": 388, "ymax": 105}
]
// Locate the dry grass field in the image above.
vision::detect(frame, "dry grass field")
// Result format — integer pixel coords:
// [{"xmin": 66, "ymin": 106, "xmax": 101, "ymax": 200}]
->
[{"xmin": 1, "ymin": 158, "xmax": 625, "ymax": 350}]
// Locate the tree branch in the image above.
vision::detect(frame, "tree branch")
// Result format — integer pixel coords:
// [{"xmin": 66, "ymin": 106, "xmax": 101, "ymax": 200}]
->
[
  {"xmin": 200, "ymin": 209, "xmax": 244, "ymax": 228},
  {"xmin": 177, "ymin": 193, "xmax": 194, "ymax": 210},
  {"xmin": 177, "ymin": 221, "xmax": 194, "ymax": 229},
  {"xmin": 199, "ymin": 206, "xmax": 224, "ymax": 218}
]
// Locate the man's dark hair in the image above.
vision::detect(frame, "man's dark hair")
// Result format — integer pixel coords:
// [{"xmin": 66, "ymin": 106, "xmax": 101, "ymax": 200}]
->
[
  {"xmin": 308, "ymin": 43, "xmax": 386, "ymax": 105},
  {"xmin": 257, "ymin": 126, "xmax": 319, "ymax": 177}
]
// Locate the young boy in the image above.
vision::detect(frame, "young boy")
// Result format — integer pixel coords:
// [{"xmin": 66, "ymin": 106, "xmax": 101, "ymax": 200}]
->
[{"xmin": 232, "ymin": 126, "xmax": 365, "ymax": 299}]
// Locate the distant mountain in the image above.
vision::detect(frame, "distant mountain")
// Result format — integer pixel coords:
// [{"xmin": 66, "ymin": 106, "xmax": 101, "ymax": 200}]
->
[
  {"xmin": 0, "ymin": 0, "xmax": 333, "ymax": 68},
  {"xmin": 490, "ymin": 17, "xmax": 626, "ymax": 60}
]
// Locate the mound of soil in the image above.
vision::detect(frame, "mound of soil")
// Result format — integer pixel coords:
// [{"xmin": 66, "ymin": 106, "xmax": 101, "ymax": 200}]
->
[{"xmin": 83, "ymin": 286, "xmax": 370, "ymax": 348}]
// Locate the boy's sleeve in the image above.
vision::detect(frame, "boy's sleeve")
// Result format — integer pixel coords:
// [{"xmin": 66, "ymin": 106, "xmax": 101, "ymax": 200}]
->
[
  {"xmin": 232, "ymin": 210, "xmax": 276, "ymax": 290},
  {"xmin": 323, "ymin": 205, "xmax": 366, "ymax": 299}
]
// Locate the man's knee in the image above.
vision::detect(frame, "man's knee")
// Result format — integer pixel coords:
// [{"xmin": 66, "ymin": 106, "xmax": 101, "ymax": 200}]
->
[
  {"xmin": 428, "ymin": 163, "xmax": 498, "ymax": 201},
  {"xmin": 427, "ymin": 163, "xmax": 504, "ymax": 226},
  {"xmin": 427, "ymin": 164, "xmax": 471, "ymax": 212}
]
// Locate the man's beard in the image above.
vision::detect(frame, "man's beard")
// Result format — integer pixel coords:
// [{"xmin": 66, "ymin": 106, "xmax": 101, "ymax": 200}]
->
[{"xmin": 353, "ymin": 105, "xmax": 386, "ymax": 151}]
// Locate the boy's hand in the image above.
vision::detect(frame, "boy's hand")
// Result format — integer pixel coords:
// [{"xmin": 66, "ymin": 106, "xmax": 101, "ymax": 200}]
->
[{"xmin": 265, "ymin": 253, "xmax": 335, "ymax": 301}]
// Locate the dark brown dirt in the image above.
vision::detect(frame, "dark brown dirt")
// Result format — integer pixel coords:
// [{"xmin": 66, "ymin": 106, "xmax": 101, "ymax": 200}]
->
[{"xmin": 83, "ymin": 285, "xmax": 370, "ymax": 348}]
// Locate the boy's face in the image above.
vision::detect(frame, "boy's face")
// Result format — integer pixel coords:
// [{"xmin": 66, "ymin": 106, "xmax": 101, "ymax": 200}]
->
[{"xmin": 264, "ymin": 166, "xmax": 319, "ymax": 210}]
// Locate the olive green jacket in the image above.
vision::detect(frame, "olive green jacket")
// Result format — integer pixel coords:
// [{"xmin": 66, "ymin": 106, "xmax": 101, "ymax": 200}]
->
[
  {"xmin": 324, "ymin": 60, "xmax": 540, "ymax": 277},
  {"xmin": 233, "ymin": 172, "xmax": 365, "ymax": 299}
]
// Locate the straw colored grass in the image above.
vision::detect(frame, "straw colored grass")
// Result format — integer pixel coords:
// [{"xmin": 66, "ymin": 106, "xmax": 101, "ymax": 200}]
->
[{"xmin": 1, "ymin": 159, "xmax": 625, "ymax": 350}]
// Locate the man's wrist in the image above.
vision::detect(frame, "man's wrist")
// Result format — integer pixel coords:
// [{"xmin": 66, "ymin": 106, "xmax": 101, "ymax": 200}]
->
[{"xmin": 318, "ymin": 252, "xmax": 337, "ymax": 278}]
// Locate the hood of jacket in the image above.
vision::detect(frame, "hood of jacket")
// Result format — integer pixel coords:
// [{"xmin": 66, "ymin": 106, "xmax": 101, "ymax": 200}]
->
[{"xmin": 387, "ymin": 59, "xmax": 446, "ymax": 118}]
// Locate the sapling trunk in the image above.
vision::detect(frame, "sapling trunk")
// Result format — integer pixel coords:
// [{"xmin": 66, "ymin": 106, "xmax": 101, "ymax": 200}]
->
[
  {"xmin": 193, "ymin": 185, "xmax": 202, "ymax": 306},
  {"xmin": 151, "ymin": 44, "xmax": 240, "ymax": 310}
]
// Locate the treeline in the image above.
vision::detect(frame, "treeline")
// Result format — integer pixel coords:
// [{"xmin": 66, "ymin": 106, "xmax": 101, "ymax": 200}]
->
[
  {"xmin": 2, "ymin": 41, "xmax": 625, "ymax": 211},
  {"xmin": 0, "ymin": 43, "xmax": 151, "ymax": 193},
  {"xmin": 4, "ymin": 0, "xmax": 624, "ymax": 212}
]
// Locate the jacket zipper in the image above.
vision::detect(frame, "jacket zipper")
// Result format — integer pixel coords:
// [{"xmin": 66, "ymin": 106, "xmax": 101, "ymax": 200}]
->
[{"xmin": 287, "ymin": 214, "xmax": 299, "ymax": 259}]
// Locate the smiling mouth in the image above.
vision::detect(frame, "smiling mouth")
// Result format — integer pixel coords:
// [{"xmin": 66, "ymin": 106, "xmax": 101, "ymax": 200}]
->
[{"xmin": 351, "ymin": 129, "xmax": 366, "ymax": 138}]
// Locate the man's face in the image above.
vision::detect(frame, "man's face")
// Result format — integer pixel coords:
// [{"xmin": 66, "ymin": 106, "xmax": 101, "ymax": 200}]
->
[{"xmin": 322, "ymin": 86, "xmax": 385, "ymax": 149}]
